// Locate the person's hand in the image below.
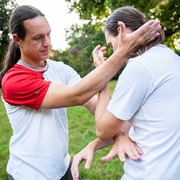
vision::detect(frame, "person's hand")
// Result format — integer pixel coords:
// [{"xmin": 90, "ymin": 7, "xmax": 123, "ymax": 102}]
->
[
  {"xmin": 92, "ymin": 45, "xmax": 107, "ymax": 67},
  {"xmin": 117, "ymin": 20, "xmax": 161, "ymax": 57},
  {"xmin": 101, "ymin": 131, "xmax": 143, "ymax": 162},
  {"xmin": 71, "ymin": 143, "xmax": 95, "ymax": 180}
]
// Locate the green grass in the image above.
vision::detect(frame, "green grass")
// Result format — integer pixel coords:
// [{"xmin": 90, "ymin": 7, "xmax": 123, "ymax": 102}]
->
[
  {"xmin": 0, "ymin": 92, "xmax": 11, "ymax": 179},
  {"xmin": 0, "ymin": 80, "xmax": 124, "ymax": 179}
]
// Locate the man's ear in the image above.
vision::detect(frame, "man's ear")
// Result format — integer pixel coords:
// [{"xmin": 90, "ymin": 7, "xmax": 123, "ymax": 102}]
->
[
  {"xmin": 117, "ymin": 26, "xmax": 121, "ymax": 33},
  {"xmin": 12, "ymin": 34, "xmax": 22, "ymax": 47},
  {"xmin": 117, "ymin": 26, "xmax": 132, "ymax": 34}
]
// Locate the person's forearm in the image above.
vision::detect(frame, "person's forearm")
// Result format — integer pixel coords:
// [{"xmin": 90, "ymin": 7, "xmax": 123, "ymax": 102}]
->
[
  {"xmin": 42, "ymin": 20, "xmax": 161, "ymax": 109},
  {"xmin": 89, "ymin": 138, "xmax": 114, "ymax": 152},
  {"xmin": 95, "ymin": 84, "xmax": 110, "ymax": 121},
  {"xmin": 89, "ymin": 123, "xmax": 131, "ymax": 151},
  {"xmin": 72, "ymin": 49, "xmax": 127, "ymax": 105},
  {"xmin": 118, "ymin": 121, "xmax": 132, "ymax": 134},
  {"xmin": 113, "ymin": 123, "xmax": 131, "ymax": 141},
  {"xmin": 72, "ymin": 19, "xmax": 161, "ymax": 105},
  {"xmin": 83, "ymin": 95, "xmax": 98, "ymax": 115},
  {"xmin": 43, "ymin": 49, "xmax": 126, "ymax": 109},
  {"xmin": 42, "ymin": 51, "xmax": 124, "ymax": 109}
]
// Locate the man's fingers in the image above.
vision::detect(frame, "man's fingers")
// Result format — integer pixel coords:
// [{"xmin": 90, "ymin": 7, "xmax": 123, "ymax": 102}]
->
[
  {"xmin": 71, "ymin": 155, "xmax": 83, "ymax": 180},
  {"xmin": 129, "ymin": 146, "xmax": 140, "ymax": 160},
  {"xmin": 131, "ymin": 20, "xmax": 161, "ymax": 44},
  {"xmin": 118, "ymin": 149, "xmax": 126, "ymax": 162},
  {"xmin": 135, "ymin": 144, "xmax": 144, "ymax": 155},
  {"xmin": 71, "ymin": 162, "xmax": 80, "ymax": 180},
  {"xmin": 145, "ymin": 20, "xmax": 161, "ymax": 42},
  {"xmin": 84, "ymin": 154, "xmax": 93, "ymax": 169},
  {"xmin": 119, "ymin": 143, "xmax": 144, "ymax": 162},
  {"xmin": 94, "ymin": 44, "xmax": 101, "ymax": 51},
  {"xmin": 117, "ymin": 20, "xmax": 161, "ymax": 54},
  {"xmin": 101, "ymin": 149, "xmax": 117, "ymax": 162},
  {"xmin": 137, "ymin": 20, "xmax": 160, "ymax": 36},
  {"xmin": 138, "ymin": 20, "xmax": 161, "ymax": 43},
  {"xmin": 92, "ymin": 44, "xmax": 101, "ymax": 54}
]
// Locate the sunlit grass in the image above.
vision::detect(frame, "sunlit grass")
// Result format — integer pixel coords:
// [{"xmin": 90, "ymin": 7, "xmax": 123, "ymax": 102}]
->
[
  {"xmin": 0, "ymin": 91, "xmax": 11, "ymax": 179},
  {"xmin": 0, "ymin": 80, "xmax": 124, "ymax": 179}
]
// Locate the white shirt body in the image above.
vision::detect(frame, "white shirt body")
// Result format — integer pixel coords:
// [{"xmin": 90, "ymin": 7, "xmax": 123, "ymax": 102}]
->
[{"xmin": 107, "ymin": 45, "xmax": 180, "ymax": 179}]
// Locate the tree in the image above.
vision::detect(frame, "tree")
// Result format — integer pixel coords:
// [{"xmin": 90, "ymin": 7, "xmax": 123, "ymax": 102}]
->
[
  {"xmin": 65, "ymin": 0, "xmax": 180, "ymax": 54},
  {"xmin": 50, "ymin": 22, "xmax": 124, "ymax": 78},
  {"xmin": 0, "ymin": 0, "xmax": 16, "ymax": 69},
  {"xmin": 52, "ymin": 23, "xmax": 107, "ymax": 77},
  {"xmin": 149, "ymin": 0, "xmax": 180, "ymax": 53}
]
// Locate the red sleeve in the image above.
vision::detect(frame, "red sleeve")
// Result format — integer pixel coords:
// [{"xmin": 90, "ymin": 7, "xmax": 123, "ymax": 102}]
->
[{"xmin": 2, "ymin": 65, "xmax": 51, "ymax": 110}]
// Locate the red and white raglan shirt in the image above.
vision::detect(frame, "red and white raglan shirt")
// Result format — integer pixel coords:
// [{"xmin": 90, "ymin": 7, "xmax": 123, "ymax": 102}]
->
[
  {"xmin": 2, "ymin": 63, "xmax": 50, "ymax": 110},
  {"xmin": 1, "ymin": 59, "xmax": 81, "ymax": 180}
]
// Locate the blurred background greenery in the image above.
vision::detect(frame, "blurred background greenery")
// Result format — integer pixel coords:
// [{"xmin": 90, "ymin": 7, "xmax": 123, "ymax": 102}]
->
[{"xmin": 0, "ymin": 0, "xmax": 180, "ymax": 78}]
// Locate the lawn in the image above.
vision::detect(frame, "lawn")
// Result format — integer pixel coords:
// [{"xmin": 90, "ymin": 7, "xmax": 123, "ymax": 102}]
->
[{"xmin": 0, "ymin": 80, "xmax": 125, "ymax": 179}]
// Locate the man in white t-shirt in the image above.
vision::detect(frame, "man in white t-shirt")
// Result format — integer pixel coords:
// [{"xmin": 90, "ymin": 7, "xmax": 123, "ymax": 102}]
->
[
  {"xmin": 71, "ymin": 6, "xmax": 180, "ymax": 180},
  {"xmin": 107, "ymin": 44, "xmax": 180, "ymax": 179}
]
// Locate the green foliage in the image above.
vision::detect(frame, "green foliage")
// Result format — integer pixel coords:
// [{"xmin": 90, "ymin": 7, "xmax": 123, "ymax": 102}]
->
[
  {"xmin": 0, "ymin": 91, "xmax": 11, "ymax": 179},
  {"xmin": 164, "ymin": 31, "xmax": 180, "ymax": 54},
  {"xmin": 148, "ymin": 0, "xmax": 180, "ymax": 55},
  {"xmin": 51, "ymin": 23, "xmax": 125, "ymax": 78},
  {"xmin": 54, "ymin": 0, "xmax": 179, "ymax": 78},
  {"xmin": 65, "ymin": 0, "xmax": 180, "ymax": 55},
  {"xmin": 65, "ymin": 0, "xmax": 110, "ymax": 20},
  {"xmin": 52, "ymin": 23, "xmax": 107, "ymax": 77},
  {"xmin": 0, "ymin": 0, "xmax": 17, "ymax": 69},
  {"xmin": 105, "ymin": 0, "xmax": 162, "ymax": 13},
  {"xmin": 0, "ymin": 81, "xmax": 124, "ymax": 179},
  {"xmin": 149, "ymin": 0, "xmax": 179, "ymax": 36}
]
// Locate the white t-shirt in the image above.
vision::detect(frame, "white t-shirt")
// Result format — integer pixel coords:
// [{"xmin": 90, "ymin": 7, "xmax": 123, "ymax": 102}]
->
[
  {"xmin": 2, "ymin": 59, "xmax": 81, "ymax": 180},
  {"xmin": 107, "ymin": 44, "xmax": 180, "ymax": 179}
]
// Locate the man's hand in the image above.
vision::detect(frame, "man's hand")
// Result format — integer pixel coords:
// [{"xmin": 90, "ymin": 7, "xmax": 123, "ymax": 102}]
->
[
  {"xmin": 71, "ymin": 143, "xmax": 95, "ymax": 180},
  {"xmin": 71, "ymin": 138, "xmax": 113, "ymax": 180},
  {"xmin": 92, "ymin": 45, "xmax": 107, "ymax": 67},
  {"xmin": 101, "ymin": 131, "xmax": 143, "ymax": 162},
  {"xmin": 117, "ymin": 20, "xmax": 161, "ymax": 57}
]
